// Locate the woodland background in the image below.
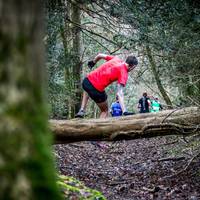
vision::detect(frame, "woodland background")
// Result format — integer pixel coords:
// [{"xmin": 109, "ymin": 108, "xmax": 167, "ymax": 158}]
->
[
  {"xmin": 0, "ymin": 0, "xmax": 199, "ymax": 199},
  {"xmin": 46, "ymin": 0, "xmax": 200, "ymax": 119}
]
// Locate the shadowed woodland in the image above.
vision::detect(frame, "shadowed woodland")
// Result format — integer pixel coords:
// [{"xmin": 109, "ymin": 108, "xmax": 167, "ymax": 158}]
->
[{"xmin": 0, "ymin": 0, "xmax": 200, "ymax": 199}]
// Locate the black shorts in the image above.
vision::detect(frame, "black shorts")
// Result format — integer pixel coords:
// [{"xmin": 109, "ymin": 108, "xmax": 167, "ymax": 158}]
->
[{"xmin": 82, "ymin": 77, "xmax": 107, "ymax": 103}]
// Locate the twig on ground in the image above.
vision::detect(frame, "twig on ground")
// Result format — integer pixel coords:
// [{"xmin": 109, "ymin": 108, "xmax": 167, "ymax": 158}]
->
[
  {"xmin": 107, "ymin": 178, "xmax": 135, "ymax": 186},
  {"xmin": 162, "ymin": 151, "xmax": 200, "ymax": 179},
  {"xmin": 142, "ymin": 186, "xmax": 160, "ymax": 193},
  {"xmin": 156, "ymin": 156, "xmax": 185, "ymax": 162},
  {"xmin": 68, "ymin": 143, "xmax": 85, "ymax": 148},
  {"xmin": 181, "ymin": 136, "xmax": 189, "ymax": 143},
  {"xmin": 162, "ymin": 140, "xmax": 179, "ymax": 145}
]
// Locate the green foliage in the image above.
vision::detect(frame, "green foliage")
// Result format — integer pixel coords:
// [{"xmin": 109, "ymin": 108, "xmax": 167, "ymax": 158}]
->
[
  {"xmin": 46, "ymin": 4, "xmax": 83, "ymax": 118},
  {"xmin": 116, "ymin": 0, "xmax": 200, "ymax": 106},
  {"xmin": 45, "ymin": 8, "xmax": 68, "ymax": 118},
  {"xmin": 57, "ymin": 175, "xmax": 106, "ymax": 200}
]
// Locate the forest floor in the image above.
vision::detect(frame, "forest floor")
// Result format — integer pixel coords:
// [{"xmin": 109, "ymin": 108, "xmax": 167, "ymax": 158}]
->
[{"xmin": 54, "ymin": 135, "xmax": 200, "ymax": 200}]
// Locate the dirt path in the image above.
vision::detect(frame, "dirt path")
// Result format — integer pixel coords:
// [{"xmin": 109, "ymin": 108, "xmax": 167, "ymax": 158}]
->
[{"xmin": 54, "ymin": 136, "xmax": 200, "ymax": 200}]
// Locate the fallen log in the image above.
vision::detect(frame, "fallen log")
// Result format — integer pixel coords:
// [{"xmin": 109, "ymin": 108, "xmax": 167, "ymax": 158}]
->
[{"xmin": 50, "ymin": 107, "xmax": 200, "ymax": 144}]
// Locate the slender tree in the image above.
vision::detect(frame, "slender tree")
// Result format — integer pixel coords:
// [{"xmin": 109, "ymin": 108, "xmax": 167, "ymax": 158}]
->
[
  {"xmin": 146, "ymin": 46, "xmax": 172, "ymax": 106},
  {"xmin": 71, "ymin": 0, "xmax": 82, "ymax": 115},
  {"xmin": 59, "ymin": 0, "xmax": 82, "ymax": 118}
]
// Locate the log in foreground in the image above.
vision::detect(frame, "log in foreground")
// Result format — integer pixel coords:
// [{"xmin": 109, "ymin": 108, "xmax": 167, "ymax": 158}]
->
[{"xmin": 50, "ymin": 107, "xmax": 200, "ymax": 144}]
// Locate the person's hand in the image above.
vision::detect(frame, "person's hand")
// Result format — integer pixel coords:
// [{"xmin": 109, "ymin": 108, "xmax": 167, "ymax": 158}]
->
[
  {"xmin": 123, "ymin": 111, "xmax": 135, "ymax": 116},
  {"xmin": 88, "ymin": 60, "xmax": 96, "ymax": 69}
]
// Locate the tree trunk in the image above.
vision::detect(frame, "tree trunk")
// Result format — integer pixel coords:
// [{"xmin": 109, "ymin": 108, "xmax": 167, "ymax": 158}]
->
[
  {"xmin": 146, "ymin": 46, "xmax": 173, "ymax": 107},
  {"xmin": 71, "ymin": 1, "xmax": 82, "ymax": 116},
  {"xmin": 0, "ymin": 1, "xmax": 61, "ymax": 199},
  {"xmin": 61, "ymin": 0, "xmax": 82, "ymax": 118},
  {"xmin": 50, "ymin": 107, "xmax": 200, "ymax": 144}
]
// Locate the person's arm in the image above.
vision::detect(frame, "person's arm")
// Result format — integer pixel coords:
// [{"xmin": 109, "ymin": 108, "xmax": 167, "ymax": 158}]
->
[
  {"xmin": 138, "ymin": 98, "xmax": 142, "ymax": 108},
  {"xmin": 147, "ymin": 99, "xmax": 151, "ymax": 109},
  {"xmin": 88, "ymin": 53, "xmax": 114, "ymax": 69},
  {"xmin": 88, "ymin": 53, "xmax": 107, "ymax": 68},
  {"xmin": 109, "ymin": 103, "xmax": 113, "ymax": 114},
  {"xmin": 116, "ymin": 83, "xmax": 127, "ymax": 113},
  {"xmin": 93, "ymin": 53, "xmax": 108, "ymax": 63}
]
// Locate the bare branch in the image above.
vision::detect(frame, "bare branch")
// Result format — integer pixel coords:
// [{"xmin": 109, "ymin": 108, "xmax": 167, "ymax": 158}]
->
[{"xmin": 65, "ymin": 17, "xmax": 121, "ymax": 46}]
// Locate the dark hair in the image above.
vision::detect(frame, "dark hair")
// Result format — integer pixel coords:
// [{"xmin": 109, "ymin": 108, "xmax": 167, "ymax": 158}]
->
[
  {"xmin": 125, "ymin": 55, "xmax": 138, "ymax": 66},
  {"xmin": 143, "ymin": 92, "xmax": 147, "ymax": 97}
]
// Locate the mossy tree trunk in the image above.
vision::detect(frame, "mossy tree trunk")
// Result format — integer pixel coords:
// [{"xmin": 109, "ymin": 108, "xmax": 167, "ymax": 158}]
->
[{"xmin": 0, "ymin": 1, "xmax": 61, "ymax": 200}]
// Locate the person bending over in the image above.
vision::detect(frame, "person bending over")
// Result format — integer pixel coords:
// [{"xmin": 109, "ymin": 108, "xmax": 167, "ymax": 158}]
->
[
  {"xmin": 110, "ymin": 95, "xmax": 123, "ymax": 117},
  {"xmin": 75, "ymin": 53, "xmax": 138, "ymax": 118}
]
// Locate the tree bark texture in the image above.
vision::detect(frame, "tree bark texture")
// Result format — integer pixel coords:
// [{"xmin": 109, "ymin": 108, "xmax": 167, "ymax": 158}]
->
[
  {"xmin": 50, "ymin": 107, "xmax": 200, "ymax": 144},
  {"xmin": 0, "ymin": 1, "xmax": 61, "ymax": 200},
  {"xmin": 71, "ymin": 1, "xmax": 82, "ymax": 115},
  {"xmin": 61, "ymin": 0, "xmax": 82, "ymax": 118}
]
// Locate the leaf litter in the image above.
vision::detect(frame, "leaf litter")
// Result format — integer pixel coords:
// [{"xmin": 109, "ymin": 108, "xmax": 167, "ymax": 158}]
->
[{"xmin": 54, "ymin": 135, "xmax": 200, "ymax": 200}]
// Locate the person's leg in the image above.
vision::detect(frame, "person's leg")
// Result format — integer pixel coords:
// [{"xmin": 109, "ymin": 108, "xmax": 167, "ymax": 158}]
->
[
  {"xmin": 90, "ymin": 99, "xmax": 109, "ymax": 149},
  {"xmin": 96, "ymin": 100, "xmax": 109, "ymax": 118},
  {"xmin": 91, "ymin": 100, "xmax": 109, "ymax": 149},
  {"xmin": 80, "ymin": 91, "xmax": 89, "ymax": 111},
  {"xmin": 75, "ymin": 91, "xmax": 89, "ymax": 118}
]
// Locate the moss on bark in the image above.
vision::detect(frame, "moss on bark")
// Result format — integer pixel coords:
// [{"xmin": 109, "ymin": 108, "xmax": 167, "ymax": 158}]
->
[{"xmin": 0, "ymin": 1, "xmax": 61, "ymax": 200}]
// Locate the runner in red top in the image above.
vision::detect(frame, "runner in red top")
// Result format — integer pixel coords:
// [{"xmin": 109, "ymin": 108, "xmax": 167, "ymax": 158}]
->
[
  {"xmin": 75, "ymin": 53, "xmax": 138, "ymax": 118},
  {"xmin": 87, "ymin": 55, "xmax": 128, "ymax": 92}
]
